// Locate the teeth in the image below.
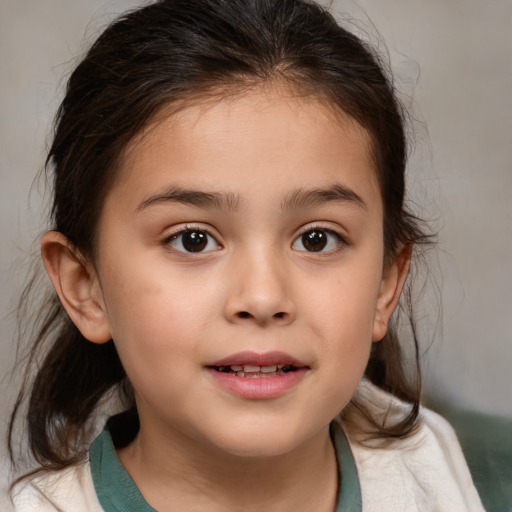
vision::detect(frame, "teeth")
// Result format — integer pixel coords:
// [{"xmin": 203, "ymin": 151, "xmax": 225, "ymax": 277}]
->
[
  {"xmin": 213, "ymin": 363, "xmax": 298, "ymax": 376},
  {"xmin": 238, "ymin": 364, "xmax": 279, "ymax": 373},
  {"xmin": 243, "ymin": 364, "xmax": 260, "ymax": 373}
]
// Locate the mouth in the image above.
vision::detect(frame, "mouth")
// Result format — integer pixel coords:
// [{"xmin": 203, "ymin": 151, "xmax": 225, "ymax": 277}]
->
[
  {"xmin": 208, "ymin": 363, "xmax": 300, "ymax": 378},
  {"xmin": 206, "ymin": 350, "xmax": 309, "ymax": 379},
  {"xmin": 205, "ymin": 351, "xmax": 309, "ymax": 399}
]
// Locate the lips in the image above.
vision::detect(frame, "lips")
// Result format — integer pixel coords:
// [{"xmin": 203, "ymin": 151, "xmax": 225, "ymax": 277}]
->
[
  {"xmin": 207, "ymin": 350, "xmax": 308, "ymax": 369},
  {"xmin": 207, "ymin": 351, "xmax": 308, "ymax": 377},
  {"xmin": 205, "ymin": 351, "xmax": 309, "ymax": 399}
]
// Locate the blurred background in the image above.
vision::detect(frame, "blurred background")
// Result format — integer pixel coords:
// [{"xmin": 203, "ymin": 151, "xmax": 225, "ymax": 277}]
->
[{"xmin": 1, "ymin": 0, "xmax": 511, "ymax": 509}]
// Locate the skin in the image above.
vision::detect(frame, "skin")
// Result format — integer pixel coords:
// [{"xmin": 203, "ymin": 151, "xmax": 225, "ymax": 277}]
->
[{"xmin": 42, "ymin": 86, "xmax": 410, "ymax": 512}]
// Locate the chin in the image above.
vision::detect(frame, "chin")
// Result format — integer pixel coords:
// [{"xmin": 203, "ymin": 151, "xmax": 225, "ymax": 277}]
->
[{"xmin": 203, "ymin": 418, "xmax": 320, "ymax": 460}]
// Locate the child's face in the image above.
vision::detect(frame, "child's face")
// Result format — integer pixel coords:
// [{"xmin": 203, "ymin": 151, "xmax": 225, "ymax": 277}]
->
[{"xmin": 91, "ymin": 87, "xmax": 401, "ymax": 458}]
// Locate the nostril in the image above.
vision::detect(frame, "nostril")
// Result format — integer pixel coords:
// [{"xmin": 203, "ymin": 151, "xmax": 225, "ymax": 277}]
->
[{"xmin": 234, "ymin": 311, "xmax": 291, "ymax": 322}]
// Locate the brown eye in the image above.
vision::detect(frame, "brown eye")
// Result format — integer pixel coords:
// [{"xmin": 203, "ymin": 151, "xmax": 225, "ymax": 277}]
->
[
  {"xmin": 302, "ymin": 230, "xmax": 327, "ymax": 252},
  {"xmin": 292, "ymin": 228, "xmax": 343, "ymax": 253},
  {"xmin": 168, "ymin": 229, "xmax": 219, "ymax": 253}
]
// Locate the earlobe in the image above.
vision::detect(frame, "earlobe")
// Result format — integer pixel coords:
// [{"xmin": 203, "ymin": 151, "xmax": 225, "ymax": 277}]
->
[
  {"xmin": 372, "ymin": 244, "xmax": 412, "ymax": 342},
  {"xmin": 41, "ymin": 231, "xmax": 112, "ymax": 344}
]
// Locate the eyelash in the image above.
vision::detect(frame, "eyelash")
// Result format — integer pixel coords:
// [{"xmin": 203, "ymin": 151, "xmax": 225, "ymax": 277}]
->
[
  {"xmin": 162, "ymin": 225, "xmax": 349, "ymax": 255},
  {"xmin": 163, "ymin": 225, "xmax": 221, "ymax": 254}
]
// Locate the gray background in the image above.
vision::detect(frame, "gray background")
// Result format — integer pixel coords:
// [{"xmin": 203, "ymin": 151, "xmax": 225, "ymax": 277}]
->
[{"xmin": 1, "ymin": 0, "xmax": 511, "ymax": 507}]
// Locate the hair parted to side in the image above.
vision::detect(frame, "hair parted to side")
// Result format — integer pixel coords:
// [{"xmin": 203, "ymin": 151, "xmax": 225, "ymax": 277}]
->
[{"xmin": 9, "ymin": 0, "xmax": 433, "ymax": 473}]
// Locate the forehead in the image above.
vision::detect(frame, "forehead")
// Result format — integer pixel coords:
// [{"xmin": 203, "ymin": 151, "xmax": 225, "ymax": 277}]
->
[{"xmin": 110, "ymin": 87, "xmax": 381, "ymax": 213}]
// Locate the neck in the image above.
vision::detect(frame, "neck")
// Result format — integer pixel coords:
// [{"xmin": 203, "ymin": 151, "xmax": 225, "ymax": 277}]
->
[{"xmin": 118, "ymin": 421, "xmax": 339, "ymax": 512}]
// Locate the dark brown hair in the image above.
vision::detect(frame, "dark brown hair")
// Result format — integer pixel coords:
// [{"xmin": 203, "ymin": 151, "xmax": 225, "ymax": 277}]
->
[{"xmin": 10, "ymin": 0, "xmax": 432, "ymax": 473}]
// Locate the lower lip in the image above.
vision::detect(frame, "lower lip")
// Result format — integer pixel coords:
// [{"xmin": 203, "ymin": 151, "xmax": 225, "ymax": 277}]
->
[{"xmin": 205, "ymin": 368, "xmax": 308, "ymax": 399}]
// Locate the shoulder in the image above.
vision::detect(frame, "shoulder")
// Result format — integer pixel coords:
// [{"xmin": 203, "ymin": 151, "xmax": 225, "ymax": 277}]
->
[
  {"xmin": 344, "ymin": 380, "xmax": 485, "ymax": 512},
  {"xmin": 11, "ymin": 462, "xmax": 103, "ymax": 512}
]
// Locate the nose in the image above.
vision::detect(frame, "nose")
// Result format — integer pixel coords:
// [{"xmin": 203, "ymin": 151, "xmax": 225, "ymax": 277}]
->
[{"xmin": 223, "ymin": 248, "xmax": 296, "ymax": 326}]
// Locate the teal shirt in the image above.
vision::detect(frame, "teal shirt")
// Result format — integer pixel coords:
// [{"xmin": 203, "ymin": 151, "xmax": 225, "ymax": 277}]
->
[{"xmin": 90, "ymin": 422, "xmax": 362, "ymax": 511}]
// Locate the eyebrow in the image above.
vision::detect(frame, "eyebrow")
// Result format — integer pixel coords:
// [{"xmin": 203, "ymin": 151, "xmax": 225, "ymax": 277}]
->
[
  {"xmin": 281, "ymin": 184, "xmax": 367, "ymax": 211},
  {"xmin": 136, "ymin": 183, "xmax": 366, "ymax": 213},
  {"xmin": 137, "ymin": 186, "xmax": 241, "ymax": 212}
]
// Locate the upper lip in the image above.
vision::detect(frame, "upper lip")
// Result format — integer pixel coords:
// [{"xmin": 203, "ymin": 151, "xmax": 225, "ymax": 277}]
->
[{"xmin": 207, "ymin": 351, "xmax": 308, "ymax": 368}]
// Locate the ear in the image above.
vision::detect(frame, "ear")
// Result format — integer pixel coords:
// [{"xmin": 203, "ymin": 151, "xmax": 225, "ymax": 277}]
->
[
  {"xmin": 41, "ymin": 231, "xmax": 112, "ymax": 344},
  {"xmin": 372, "ymin": 244, "xmax": 412, "ymax": 342}
]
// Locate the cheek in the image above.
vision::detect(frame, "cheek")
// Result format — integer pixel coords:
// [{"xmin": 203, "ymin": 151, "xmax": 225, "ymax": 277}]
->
[
  {"xmin": 99, "ymin": 252, "xmax": 230, "ymax": 383},
  {"xmin": 104, "ymin": 284, "xmax": 202, "ymax": 412},
  {"xmin": 99, "ymin": 262, "xmax": 199, "ymax": 365},
  {"xmin": 310, "ymin": 278, "xmax": 378, "ymax": 403},
  {"xmin": 101, "ymin": 244, "xmax": 216, "ymax": 327},
  {"xmin": 298, "ymin": 253, "xmax": 383, "ymax": 400},
  {"xmin": 304, "ymin": 261, "xmax": 383, "ymax": 342}
]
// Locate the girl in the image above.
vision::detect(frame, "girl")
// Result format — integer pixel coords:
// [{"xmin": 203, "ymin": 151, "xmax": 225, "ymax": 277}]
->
[{"xmin": 9, "ymin": 0, "xmax": 484, "ymax": 510}]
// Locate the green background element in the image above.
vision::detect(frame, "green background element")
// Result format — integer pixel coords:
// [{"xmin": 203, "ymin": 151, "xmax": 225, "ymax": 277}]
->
[{"xmin": 434, "ymin": 403, "xmax": 512, "ymax": 512}]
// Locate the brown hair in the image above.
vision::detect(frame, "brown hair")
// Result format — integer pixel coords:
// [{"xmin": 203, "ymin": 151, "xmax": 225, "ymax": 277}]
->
[{"xmin": 9, "ymin": 0, "xmax": 432, "ymax": 473}]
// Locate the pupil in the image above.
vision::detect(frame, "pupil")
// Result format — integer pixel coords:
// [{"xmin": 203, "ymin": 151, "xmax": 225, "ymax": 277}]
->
[
  {"xmin": 302, "ymin": 230, "xmax": 327, "ymax": 252},
  {"xmin": 183, "ymin": 231, "xmax": 207, "ymax": 252}
]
